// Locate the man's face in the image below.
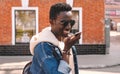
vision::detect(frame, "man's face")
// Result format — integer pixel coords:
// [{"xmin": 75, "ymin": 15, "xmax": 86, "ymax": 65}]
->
[{"xmin": 51, "ymin": 11, "xmax": 75, "ymax": 39}]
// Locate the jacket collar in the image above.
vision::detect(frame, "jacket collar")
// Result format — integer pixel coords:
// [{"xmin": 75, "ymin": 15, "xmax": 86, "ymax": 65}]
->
[{"xmin": 30, "ymin": 27, "xmax": 64, "ymax": 55}]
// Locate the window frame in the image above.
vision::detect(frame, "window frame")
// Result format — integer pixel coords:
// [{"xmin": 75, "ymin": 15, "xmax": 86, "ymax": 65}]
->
[
  {"xmin": 72, "ymin": 7, "xmax": 82, "ymax": 44},
  {"xmin": 12, "ymin": 7, "xmax": 38, "ymax": 45}
]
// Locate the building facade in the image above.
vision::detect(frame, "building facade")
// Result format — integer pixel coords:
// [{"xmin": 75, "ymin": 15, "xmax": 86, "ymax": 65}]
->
[
  {"xmin": 0, "ymin": 0, "xmax": 105, "ymax": 55},
  {"xmin": 105, "ymin": 0, "xmax": 120, "ymax": 31}
]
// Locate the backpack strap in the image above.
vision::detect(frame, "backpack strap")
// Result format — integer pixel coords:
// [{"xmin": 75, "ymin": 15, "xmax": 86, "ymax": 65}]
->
[
  {"xmin": 72, "ymin": 46, "xmax": 79, "ymax": 74},
  {"xmin": 23, "ymin": 42, "xmax": 62, "ymax": 74},
  {"xmin": 22, "ymin": 61, "xmax": 32, "ymax": 74},
  {"xmin": 47, "ymin": 42, "xmax": 62, "ymax": 61}
]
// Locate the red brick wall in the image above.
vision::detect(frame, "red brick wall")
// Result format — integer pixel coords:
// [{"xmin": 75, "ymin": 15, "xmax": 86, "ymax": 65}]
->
[
  {"xmin": 0, "ymin": 0, "xmax": 104, "ymax": 45},
  {"xmin": 29, "ymin": 0, "xmax": 66, "ymax": 31},
  {"xmin": 0, "ymin": 0, "xmax": 21, "ymax": 45},
  {"xmin": 74, "ymin": 0, "xmax": 105, "ymax": 44}
]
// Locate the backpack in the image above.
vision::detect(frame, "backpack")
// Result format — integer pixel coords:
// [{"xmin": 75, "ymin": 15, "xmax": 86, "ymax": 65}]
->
[
  {"xmin": 22, "ymin": 46, "xmax": 79, "ymax": 74},
  {"xmin": 22, "ymin": 61, "xmax": 32, "ymax": 74}
]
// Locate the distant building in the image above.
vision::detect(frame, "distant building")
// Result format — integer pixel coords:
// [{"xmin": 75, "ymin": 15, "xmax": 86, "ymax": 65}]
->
[{"xmin": 105, "ymin": 0, "xmax": 120, "ymax": 31}]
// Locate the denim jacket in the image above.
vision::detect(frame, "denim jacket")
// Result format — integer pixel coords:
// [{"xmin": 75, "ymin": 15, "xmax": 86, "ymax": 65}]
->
[
  {"xmin": 30, "ymin": 42, "xmax": 71, "ymax": 74},
  {"xmin": 29, "ymin": 27, "xmax": 71, "ymax": 74}
]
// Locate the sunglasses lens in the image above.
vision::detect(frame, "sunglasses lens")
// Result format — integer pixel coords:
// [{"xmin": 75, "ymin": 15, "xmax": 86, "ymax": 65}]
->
[
  {"xmin": 61, "ymin": 20, "xmax": 75, "ymax": 27},
  {"xmin": 64, "ymin": 21, "xmax": 69, "ymax": 26},
  {"xmin": 70, "ymin": 20, "xmax": 75, "ymax": 26}
]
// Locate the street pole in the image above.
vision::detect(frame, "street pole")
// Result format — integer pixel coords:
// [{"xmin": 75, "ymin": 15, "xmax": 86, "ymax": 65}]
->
[{"xmin": 105, "ymin": 18, "xmax": 111, "ymax": 54}]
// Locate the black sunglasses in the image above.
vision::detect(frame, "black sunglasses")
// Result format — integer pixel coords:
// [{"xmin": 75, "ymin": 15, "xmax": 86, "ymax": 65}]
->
[{"xmin": 61, "ymin": 20, "xmax": 75, "ymax": 27}]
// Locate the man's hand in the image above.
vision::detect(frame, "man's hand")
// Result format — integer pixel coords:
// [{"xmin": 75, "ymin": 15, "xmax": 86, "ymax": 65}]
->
[
  {"xmin": 63, "ymin": 32, "xmax": 81, "ymax": 52},
  {"xmin": 62, "ymin": 32, "xmax": 81, "ymax": 63}
]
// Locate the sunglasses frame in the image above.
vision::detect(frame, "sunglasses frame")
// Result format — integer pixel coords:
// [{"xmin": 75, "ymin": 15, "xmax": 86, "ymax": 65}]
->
[{"xmin": 61, "ymin": 20, "xmax": 75, "ymax": 27}]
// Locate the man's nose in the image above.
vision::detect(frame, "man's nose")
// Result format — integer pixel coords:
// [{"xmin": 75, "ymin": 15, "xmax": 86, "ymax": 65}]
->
[{"xmin": 66, "ymin": 23, "xmax": 72, "ymax": 29}]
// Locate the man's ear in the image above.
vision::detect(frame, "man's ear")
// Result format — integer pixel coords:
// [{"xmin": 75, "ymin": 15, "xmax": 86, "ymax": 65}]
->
[{"xmin": 50, "ymin": 19, "xmax": 54, "ymax": 25}]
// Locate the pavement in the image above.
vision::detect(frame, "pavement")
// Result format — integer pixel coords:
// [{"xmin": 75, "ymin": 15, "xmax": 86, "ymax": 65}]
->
[
  {"xmin": 77, "ymin": 31, "xmax": 120, "ymax": 69},
  {"xmin": 0, "ymin": 31, "xmax": 120, "ymax": 74}
]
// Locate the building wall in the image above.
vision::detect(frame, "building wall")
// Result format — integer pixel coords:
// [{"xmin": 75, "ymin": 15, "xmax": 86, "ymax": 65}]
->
[
  {"xmin": 0, "ymin": 0, "xmax": 20, "ymax": 45},
  {"xmin": 0, "ymin": 0, "xmax": 105, "ymax": 45},
  {"xmin": 76, "ymin": 0, "xmax": 105, "ymax": 44}
]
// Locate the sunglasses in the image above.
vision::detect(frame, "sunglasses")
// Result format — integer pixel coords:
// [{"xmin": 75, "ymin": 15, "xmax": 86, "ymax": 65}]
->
[{"xmin": 61, "ymin": 20, "xmax": 75, "ymax": 27}]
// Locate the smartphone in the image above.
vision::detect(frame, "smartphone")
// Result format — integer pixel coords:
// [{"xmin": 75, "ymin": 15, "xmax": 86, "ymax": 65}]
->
[{"xmin": 75, "ymin": 32, "xmax": 80, "ymax": 36}]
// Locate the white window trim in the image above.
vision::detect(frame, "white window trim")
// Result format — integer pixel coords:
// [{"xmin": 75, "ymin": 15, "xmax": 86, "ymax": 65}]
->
[
  {"xmin": 12, "ymin": 7, "xmax": 38, "ymax": 45},
  {"xmin": 72, "ymin": 7, "xmax": 82, "ymax": 44}
]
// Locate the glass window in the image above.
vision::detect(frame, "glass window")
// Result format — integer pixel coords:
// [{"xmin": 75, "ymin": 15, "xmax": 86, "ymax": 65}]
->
[
  {"xmin": 105, "ymin": 10, "xmax": 120, "ymax": 16},
  {"xmin": 15, "ymin": 10, "xmax": 36, "ymax": 43},
  {"xmin": 105, "ymin": 0, "xmax": 120, "ymax": 5},
  {"xmin": 12, "ymin": 7, "xmax": 39, "ymax": 45},
  {"xmin": 106, "ymin": 10, "xmax": 116, "ymax": 16},
  {"xmin": 71, "ymin": 11, "xmax": 79, "ymax": 34}
]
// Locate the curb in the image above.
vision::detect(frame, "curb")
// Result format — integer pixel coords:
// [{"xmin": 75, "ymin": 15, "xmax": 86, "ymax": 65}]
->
[
  {"xmin": 79, "ymin": 63, "xmax": 120, "ymax": 69},
  {"xmin": 0, "ymin": 64, "xmax": 120, "ymax": 70}
]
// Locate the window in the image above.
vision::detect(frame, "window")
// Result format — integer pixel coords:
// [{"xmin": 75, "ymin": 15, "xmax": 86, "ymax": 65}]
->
[
  {"xmin": 105, "ymin": 9, "xmax": 120, "ymax": 16},
  {"xmin": 12, "ymin": 7, "xmax": 38, "ymax": 45},
  {"xmin": 72, "ymin": 8, "xmax": 82, "ymax": 44},
  {"xmin": 71, "ymin": 11, "xmax": 79, "ymax": 33},
  {"xmin": 105, "ymin": 10, "xmax": 116, "ymax": 16},
  {"xmin": 105, "ymin": 0, "xmax": 120, "ymax": 5}
]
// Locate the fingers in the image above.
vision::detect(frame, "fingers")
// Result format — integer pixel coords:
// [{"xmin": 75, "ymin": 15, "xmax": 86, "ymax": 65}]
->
[
  {"xmin": 75, "ymin": 32, "xmax": 81, "ymax": 36},
  {"xmin": 64, "ymin": 32, "xmax": 81, "ymax": 44},
  {"xmin": 63, "ymin": 32, "xmax": 81, "ymax": 51},
  {"xmin": 70, "ymin": 32, "xmax": 81, "ymax": 41}
]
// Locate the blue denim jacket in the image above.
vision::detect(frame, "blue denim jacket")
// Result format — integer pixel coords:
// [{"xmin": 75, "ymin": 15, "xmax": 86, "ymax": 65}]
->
[{"xmin": 30, "ymin": 42, "xmax": 71, "ymax": 74}]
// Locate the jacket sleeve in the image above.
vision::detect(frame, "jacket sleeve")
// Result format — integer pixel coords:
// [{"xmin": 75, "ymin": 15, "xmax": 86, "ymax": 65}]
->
[{"xmin": 34, "ymin": 42, "xmax": 71, "ymax": 74}]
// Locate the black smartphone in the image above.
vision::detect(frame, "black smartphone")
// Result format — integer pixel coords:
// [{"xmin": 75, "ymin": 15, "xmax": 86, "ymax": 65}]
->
[{"xmin": 75, "ymin": 32, "xmax": 80, "ymax": 36}]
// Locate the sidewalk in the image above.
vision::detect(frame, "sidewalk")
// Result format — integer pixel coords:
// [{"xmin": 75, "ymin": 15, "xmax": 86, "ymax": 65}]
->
[
  {"xmin": 0, "ymin": 31, "xmax": 120, "ymax": 72},
  {"xmin": 0, "ymin": 56, "xmax": 32, "ymax": 70},
  {"xmin": 78, "ymin": 31, "xmax": 120, "ymax": 69}
]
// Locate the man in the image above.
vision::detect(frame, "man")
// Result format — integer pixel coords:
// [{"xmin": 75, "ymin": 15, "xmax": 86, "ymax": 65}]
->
[{"xmin": 29, "ymin": 2, "xmax": 81, "ymax": 74}]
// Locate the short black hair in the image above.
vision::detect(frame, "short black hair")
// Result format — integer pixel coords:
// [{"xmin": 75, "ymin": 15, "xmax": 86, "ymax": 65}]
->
[{"xmin": 49, "ymin": 2, "xmax": 72, "ymax": 20}]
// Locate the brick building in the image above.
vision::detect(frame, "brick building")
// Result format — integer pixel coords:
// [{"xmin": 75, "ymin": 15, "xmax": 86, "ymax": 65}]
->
[{"xmin": 0, "ymin": 0, "xmax": 105, "ymax": 55}]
